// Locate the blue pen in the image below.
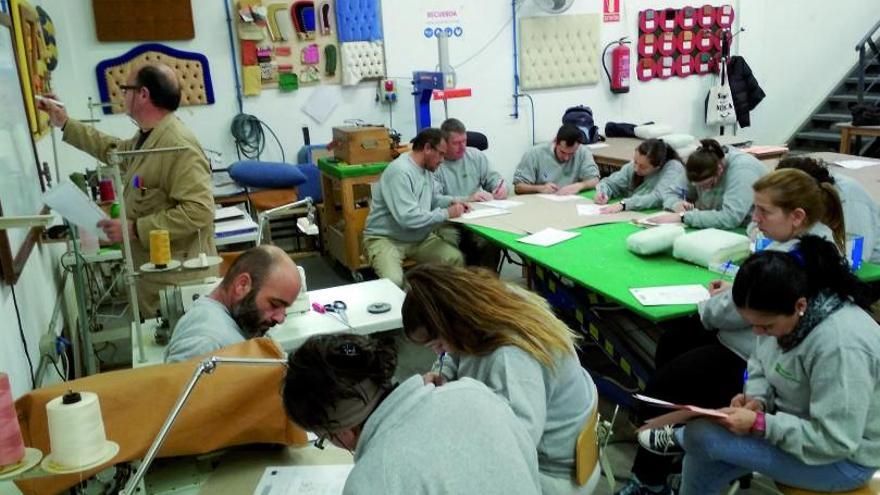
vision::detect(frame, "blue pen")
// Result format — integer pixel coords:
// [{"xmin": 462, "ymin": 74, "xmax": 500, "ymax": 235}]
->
[
  {"xmin": 742, "ymin": 369, "xmax": 748, "ymax": 394},
  {"xmin": 722, "ymin": 260, "xmax": 733, "ymax": 278},
  {"xmin": 437, "ymin": 351, "xmax": 447, "ymax": 378},
  {"xmin": 678, "ymin": 186, "xmax": 688, "ymax": 201}
]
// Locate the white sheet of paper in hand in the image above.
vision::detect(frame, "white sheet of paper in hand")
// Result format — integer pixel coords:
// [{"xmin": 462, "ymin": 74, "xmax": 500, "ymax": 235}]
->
[
  {"xmin": 517, "ymin": 228, "xmax": 580, "ymax": 247},
  {"xmin": 537, "ymin": 194, "xmax": 585, "ymax": 202},
  {"xmin": 835, "ymin": 159, "xmax": 880, "ymax": 170},
  {"xmin": 480, "ymin": 199, "xmax": 524, "ymax": 209},
  {"xmin": 629, "ymin": 285, "xmax": 711, "ymax": 306},
  {"xmin": 576, "ymin": 204, "xmax": 604, "ymax": 216},
  {"xmin": 43, "ymin": 182, "xmax": 109, "ymax": 238},
  {"xmin": 253, "ymin": 464, "xmax": 353, "ymax": 495},
  {"xmin": 461, "ymin": 207, "xmax": 509, "ymax": 220}
]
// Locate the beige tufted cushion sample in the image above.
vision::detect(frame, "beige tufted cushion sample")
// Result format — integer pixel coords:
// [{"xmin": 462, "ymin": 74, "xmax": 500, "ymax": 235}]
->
[
  {"xmin": 101, "ymin": 51, "xmax": 210, "ymax": 113},
  {"xmin": 519, "ymin": 14, "xmax": 600, "ymax": 90},
  {"xmin": 340, "ymin": 41, "xmax": 386, "ymax": 86}
]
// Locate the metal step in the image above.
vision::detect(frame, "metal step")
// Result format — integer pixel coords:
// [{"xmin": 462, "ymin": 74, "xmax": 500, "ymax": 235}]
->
[
  {"xmin": 793, "ymin": 130, "xmax": 841, "ymax": 143},
  {"xmin": 812, "ymin": 112, "xmax": 851, "ymax": 122},
  {"xmin": 828, "ymin": 93, "xmax": 880, "ymax": 104},
  {"xmin": 846, "ymin": 76, "xmax": 880, "ymax": 85}
]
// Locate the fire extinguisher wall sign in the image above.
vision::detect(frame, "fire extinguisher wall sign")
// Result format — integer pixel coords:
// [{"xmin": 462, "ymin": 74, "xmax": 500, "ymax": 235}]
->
[{"xmin": 603, "ymin": 38, "xmax": 631, "ymax": 93}]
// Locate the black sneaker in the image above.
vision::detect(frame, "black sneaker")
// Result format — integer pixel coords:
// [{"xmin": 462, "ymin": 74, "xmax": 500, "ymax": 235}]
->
[
  {"xmin": 616, "ymin": 476, "xmax": 675, "ymax": 495},
  {"xmin": 637, "ymin": 425, "xmax": 684, "ymax": 456}
]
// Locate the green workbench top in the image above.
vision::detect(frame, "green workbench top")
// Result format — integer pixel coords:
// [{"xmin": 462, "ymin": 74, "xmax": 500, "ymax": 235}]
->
[
  {"xmin": 468, "ymin": 191, "xmax": 880, "ymax": 322},
  {"xmin": 318, "ymin": 157, "xmax": 389, "ymax": 179}
]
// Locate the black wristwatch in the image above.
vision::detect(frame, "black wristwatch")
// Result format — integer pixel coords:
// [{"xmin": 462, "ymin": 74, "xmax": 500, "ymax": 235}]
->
[{"xmin": 620, "ymin": 200, "xmax": 627, "ymax": 211}]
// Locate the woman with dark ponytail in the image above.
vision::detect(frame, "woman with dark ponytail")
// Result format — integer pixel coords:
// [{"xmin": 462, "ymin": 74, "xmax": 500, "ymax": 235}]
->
[
  {"xmin": 282, "ymin": 334, "xmax": 542, "ymax": 493},
  {"xmin": 651, "ymin": 138, "xmax": 767, "ymax": 228},
  {"xmin": 673, "ymin": 236, "xmax": 880, "ymax": 494},
  {"xmin": 778, "ymin": 156, "xmax": 880, "ymax": 263},
  {"xmin": 594, "ymin": 138, "xmax": 686, "ymax": 213},
  {"xmin": 617, "ymin": 169, "xmax": 850, "ymax": 495}
]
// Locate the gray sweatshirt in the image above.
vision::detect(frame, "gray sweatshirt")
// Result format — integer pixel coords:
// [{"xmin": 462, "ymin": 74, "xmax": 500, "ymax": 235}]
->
[
  {"xmin": 363, "ymin": 153, "xmax": 453, "ymax": 242},
  {"xmin": 670, "ymin": 148, "xmax": 767, "ymax": 229},
  {"xmin": 345, "ymin": 375, "xmax": 542, "ymax": 495},
  {"xmin": 436, "ymin": 345, "xmax": 597, "ymax": 479},
  {"xmin": 832, "ymin": 172, "xmax": 880, "ymax": 263},
  {"xmin": 513, "ymin": 143, "xmax": 599, "ymax": 187},
  {"xmin": 596, "ymin": 159, "xmax": 686, "ymax": 211},
  {"xmin": 434, "ymin": 147, "xmax": 504, "ymax": 200},
  {"xmin": 745, "ymin": 303, "xmax": 880, "ymax": 468},
  {"xmin": 164, "ymin": 297, "xmax": 245, "ymax": 363},
  {"xmin": 699, "ymin": 223, "xmax": 834, "ymax": 360}
]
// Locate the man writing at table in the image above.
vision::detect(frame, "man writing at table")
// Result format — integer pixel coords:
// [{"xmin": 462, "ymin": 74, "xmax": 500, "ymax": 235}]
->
[
  {"xmin": 513, "ymin": 123, "xmax": 600, "ymax": 195},
  {"xmin": 165, "ymin": 245, "xmax": 301, "ymax": 363},
  {"xmin": 433, "ymin": 118, "xmax": 505, "ymax": 268},
  {"xmin": 363, "ymin": 128, "xmax": 467, "ymax": 287},
  {"xmin": 37, "ymin": 63, "xmax": 217, "ymax": 317}
]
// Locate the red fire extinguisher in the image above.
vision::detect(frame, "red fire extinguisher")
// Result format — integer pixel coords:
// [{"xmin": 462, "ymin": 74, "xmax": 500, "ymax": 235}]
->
[{"xmin": 603, "ymin": 37, "xmax": 631, "ymax": 94}]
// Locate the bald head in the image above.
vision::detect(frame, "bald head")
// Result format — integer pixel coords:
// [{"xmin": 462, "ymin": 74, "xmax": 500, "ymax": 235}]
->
[
  {"xmin": 216, "ymin": 245, "xmax": 302, "ymax": 335},
  {"xmin": 133, "ymin": 63, "xmax": 181, "ymax": 112}
]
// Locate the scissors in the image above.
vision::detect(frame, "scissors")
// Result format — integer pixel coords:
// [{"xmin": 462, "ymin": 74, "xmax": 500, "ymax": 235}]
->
[{"xmin": 312, "ymin": 300, "xmax": 349, "ymax": 326}]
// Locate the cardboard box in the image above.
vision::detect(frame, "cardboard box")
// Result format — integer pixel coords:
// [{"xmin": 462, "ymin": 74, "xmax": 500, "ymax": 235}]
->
[{"xmin": 332, "ymin": 126, "xmax": 393, "ymax": 164}]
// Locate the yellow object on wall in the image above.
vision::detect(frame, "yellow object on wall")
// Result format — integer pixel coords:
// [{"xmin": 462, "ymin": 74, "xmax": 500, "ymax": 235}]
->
[{"xmin": 10, "ymin": 0, "xmax": 52, "ymax": 139}]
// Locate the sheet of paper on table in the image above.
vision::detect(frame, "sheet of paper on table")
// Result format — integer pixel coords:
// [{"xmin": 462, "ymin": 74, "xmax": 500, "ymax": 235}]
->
[
  {"xmin": 835, "ymin": 159, "xmax": 880, "ymax": 170},
  {"xmin": 517, "ymin": 228, "xmax": 580, "ymax": 247},
  {"xmin": 576, "ymin": 204, "xmax": 604, "ymax": 216},
  {"xmin": 537, "ymin": 194, "xmax": 586, "ymax": 202},
  {"xmin": 460, "ymin": 207, "xmax": 510, "ymax": 220},
  {"xmin": 629, "ymin": 285, "xmax": 710, "ymax": 306},
  {"xmin": 253, "ymin": 464, "xmax": 354, "ymax": 495},
  {"xmin": 479, "ymin": 199, "xmax": 524, "ymax": 209}
]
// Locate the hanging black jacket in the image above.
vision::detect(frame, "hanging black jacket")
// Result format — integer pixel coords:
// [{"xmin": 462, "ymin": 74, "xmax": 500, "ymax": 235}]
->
[{"xmin": 727, "ymin": 56, "xmax": 765, "ymax": 128}]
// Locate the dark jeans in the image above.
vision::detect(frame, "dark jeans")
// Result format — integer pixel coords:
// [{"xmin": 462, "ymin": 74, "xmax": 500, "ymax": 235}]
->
[{"xmin": 631, "ymin": 316, "xmax": 747, "ymax": 486}]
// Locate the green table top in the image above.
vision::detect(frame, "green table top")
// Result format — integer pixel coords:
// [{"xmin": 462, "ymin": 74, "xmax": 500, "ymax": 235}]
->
[
  {"xmin": 318, "ymin": 157, "xmax": 389, "ymax": 179},
  {"xmin": 468, "ymin": 192, "xmax": 880, "ymax": 322}
]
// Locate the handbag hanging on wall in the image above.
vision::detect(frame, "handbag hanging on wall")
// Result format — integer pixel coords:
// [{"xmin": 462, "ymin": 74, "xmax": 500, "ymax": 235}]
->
[{"xmin": 705, "ymin": 59, "xmax": 737, "ymax": 127}]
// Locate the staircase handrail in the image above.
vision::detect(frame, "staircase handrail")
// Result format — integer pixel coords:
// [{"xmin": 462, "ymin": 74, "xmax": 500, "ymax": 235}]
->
[{"xmin": 855, "ymin": 20, "xmax": 880, "ymax": 105}]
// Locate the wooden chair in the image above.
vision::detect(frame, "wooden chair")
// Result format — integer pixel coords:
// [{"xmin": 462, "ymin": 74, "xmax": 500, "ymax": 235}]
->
[
  {"xmin": 777, "ymin": 472, "xmax": 880, "ymax": 495},
  {"xmin": 575, "ymin": 402, "xmax": 600, "ymax": 486}
]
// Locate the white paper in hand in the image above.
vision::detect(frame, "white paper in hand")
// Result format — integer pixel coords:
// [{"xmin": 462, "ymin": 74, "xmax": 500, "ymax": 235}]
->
[
  {"xmin": 43, "ymin": 182, "xmax": 109, "ymax": 238},
  {"xmin": 517, "ymin": 228, "xmax": 580, "ymax": 247},
  {"xmin": 480, "ymin": 199, "xmax": 523, "ymax": 209},
  {"xmin": 629, "ymin": 285, "xmax": 710, "ymax": 306}
]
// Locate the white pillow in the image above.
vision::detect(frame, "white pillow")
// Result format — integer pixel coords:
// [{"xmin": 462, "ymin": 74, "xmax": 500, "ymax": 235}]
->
[
  {"xmin": 660, "ymin": 133, "xmax": 694, "ymax": 149},
  {"xmin": 673, "ymin": 228, "xmax": 750, "ymax": 268},
  {"xmin": 627, "ymin": 225, "xmax": 686, "ymax": 255},
  {"xmin": 634, "ymin": 124, "xmax": 673, "ymax": 139}
]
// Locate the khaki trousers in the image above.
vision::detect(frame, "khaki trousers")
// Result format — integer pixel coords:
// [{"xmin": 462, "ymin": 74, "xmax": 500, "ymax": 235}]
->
[{"xmin": 363, "ymin": 233, "xmax": 464, "ymax": 287}]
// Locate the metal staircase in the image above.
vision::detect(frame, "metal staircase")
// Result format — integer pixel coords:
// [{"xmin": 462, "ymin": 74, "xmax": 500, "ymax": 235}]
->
[{"xmin": 790, "ymin": 21, "xmax": 880, "ymax": 153}]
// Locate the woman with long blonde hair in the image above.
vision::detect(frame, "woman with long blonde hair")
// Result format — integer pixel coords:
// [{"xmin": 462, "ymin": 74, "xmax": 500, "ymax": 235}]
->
[{"xmin": 402, "ymin": 263, "xmax": 598, "ymax": 495}]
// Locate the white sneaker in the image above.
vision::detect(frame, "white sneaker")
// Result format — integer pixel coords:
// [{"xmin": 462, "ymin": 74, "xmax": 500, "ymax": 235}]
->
[{"xmin": 637, "ymin": 425, "xmax": 684, "ymax": 456}]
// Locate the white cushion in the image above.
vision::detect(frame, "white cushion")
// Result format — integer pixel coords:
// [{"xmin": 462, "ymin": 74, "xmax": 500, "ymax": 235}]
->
[
  {"xmin": 660, "ymin": 133, "xmax": 695, "ymax": 149},
  {"xmin": 341, "ymin": 41, "xmax": 386, "ymax": 86},
  {"xmin": 673, "ymin": 228, "xmax": 751, "ymax": 268},
  {"xmin": 627, "ymin": 225, "xmax": 686, "ymax": 255},
  {"xmin": 634, "ymin": 124, "xmax": 673, "ymax": 139}
]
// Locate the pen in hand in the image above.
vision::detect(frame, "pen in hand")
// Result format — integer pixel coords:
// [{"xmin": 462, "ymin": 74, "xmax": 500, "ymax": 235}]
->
[{"xmin": 437, "ymin": 351, "xmax": 447, "ymax": 378}]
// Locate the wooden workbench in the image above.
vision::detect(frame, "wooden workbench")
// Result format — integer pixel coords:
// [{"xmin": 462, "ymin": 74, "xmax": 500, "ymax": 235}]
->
[{"xmin": 318, "ymin": 158, "xmax": 389, "ymax": 281}]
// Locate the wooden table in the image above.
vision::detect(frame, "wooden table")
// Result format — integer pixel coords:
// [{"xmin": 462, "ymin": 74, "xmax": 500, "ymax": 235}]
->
[
  {"xmin": 836, "ymin": 122, "xmax": 880, "ymax": 154},
  {"xmin": 810, "ymin": 151, "xmax": 880, "ymax": 203},
  {"xmin": 592, "ymin": 137, "xmax": 787, "ymax": 174}
]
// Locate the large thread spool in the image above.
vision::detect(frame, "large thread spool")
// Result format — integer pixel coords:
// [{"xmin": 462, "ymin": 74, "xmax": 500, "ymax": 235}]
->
[
  {"xmin": 0, "ymin": 373, "xmax": 25, "ymax": 468},
  {"xmin": 149, "ymin": 229, "xmax": 171, "ymax": 268},
  {"xmin": 45, "ymin": 391, "xmax": 111, "ymax": 469}
]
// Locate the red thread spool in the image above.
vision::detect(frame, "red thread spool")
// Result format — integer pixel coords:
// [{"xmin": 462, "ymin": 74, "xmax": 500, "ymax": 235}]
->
[
  {"xmin": 0, "ymin": 373, "xmax": 26, "ymax": 467},
  {"xmin": 98, "ymin": 179, "xmax": 115, "ymax": 202}
]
